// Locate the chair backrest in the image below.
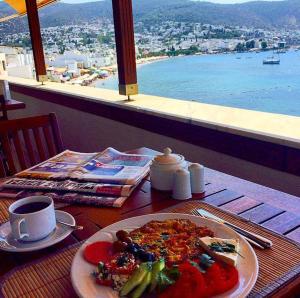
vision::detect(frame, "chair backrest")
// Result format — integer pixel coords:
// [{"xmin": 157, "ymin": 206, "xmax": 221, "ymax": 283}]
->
[
  {"xmin": 0, "ymin": 95, "xmax": 8, "ymax": 121},
  {"xmin": 0, "ymin": 80, "xmax": 9, "ymax": 121},
  {"xmin": 0, "ymin": 113, "xmax": 64, "ymax": 177}
]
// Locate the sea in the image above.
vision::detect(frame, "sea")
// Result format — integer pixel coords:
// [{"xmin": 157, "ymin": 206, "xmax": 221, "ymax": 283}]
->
[{"xmin": 96, "ymin": 50, "xmax": 300, "ymax": 117}]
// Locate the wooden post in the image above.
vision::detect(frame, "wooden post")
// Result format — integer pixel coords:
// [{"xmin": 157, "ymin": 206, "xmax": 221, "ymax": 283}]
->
[
  {"xmin": 112, "ymin": 0, "xmax": 138, "ymax": 97},
  {"xmin": 25, "ymin": 0, "xmax": 47, "ymax": 83}
]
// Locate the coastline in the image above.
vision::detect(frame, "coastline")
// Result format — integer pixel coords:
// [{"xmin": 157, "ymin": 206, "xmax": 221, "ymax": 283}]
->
[
  {"xmin": 92, "ymin": 47, "xmax": 299, "ymax": 88},
  {"xmin": 92, "ymin": 49, "xmax": 300, "ymax": 117},
  {"xmin": 136, "ymin": 55, "xmax": 169, "ymax": 66},
  {"xmin": 91, "ymin": 55, "xmax": 169, "ymax": 87}
]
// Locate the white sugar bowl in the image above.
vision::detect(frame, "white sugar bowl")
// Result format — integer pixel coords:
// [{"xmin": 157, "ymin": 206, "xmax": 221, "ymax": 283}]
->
[{"xmin": 150, "ymin": 148, "xmax": 186, "ymax": 191}]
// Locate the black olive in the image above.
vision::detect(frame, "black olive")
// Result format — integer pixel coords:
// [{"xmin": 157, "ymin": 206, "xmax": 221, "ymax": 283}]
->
[
  {"xmin": 139, "ymin": 251, "xmax": 155, "ymax": 262},
  {"xmin": 127, "ymin": 243, "xmax": 139, "ymax": 254},
  {"xmin": 136, "ymin": 249, "xmax": 146, "ymax": 258}
]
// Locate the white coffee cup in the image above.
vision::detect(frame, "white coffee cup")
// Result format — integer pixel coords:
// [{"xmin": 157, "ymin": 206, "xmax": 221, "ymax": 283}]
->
[{"xmin": 9, "ymin": 196, "xmax": 56, "ymax": 242}]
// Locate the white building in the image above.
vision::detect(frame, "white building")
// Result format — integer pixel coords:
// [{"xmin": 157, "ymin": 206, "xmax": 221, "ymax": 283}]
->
[
  {"xmin": 48, "ymin": 51, "xmax": 115, "ymax": 69},
  {"xmin": 0, "ymin": 46, "xmax": 34, "ymax": 79}
]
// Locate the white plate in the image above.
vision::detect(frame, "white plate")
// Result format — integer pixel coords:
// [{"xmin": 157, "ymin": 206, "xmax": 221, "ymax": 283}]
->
[
  {"xmin": 0, "ymin": 210, "xmax": 75, "ymax": 252},
  {"xmin": 71, "ymin": 213, "xmax": 259, "ymax": 298}
]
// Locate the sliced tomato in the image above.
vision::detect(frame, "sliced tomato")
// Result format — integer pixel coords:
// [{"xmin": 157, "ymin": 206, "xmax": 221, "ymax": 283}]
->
[
  {"xmin": 203, "ymin": 262, "xmax": 223, "ymax": 296},
  {"xmin": 216, "ymin": 262, "xmax": 239, "ymax": 294},
  {"xmin": 159, "ymin": 262, "xmax": 207, "ymax": 298},
  {"xmin": 83, "ymin": 241, "xmax": 114, "ymax": 265},
  {"xmin": 204, "ymin": 262, "xmax": 239, "ymax": 296}
]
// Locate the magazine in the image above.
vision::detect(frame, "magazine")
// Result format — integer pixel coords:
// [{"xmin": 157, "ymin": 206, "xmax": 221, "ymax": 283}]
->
[
  {"xmin": 0, "ymin": 188, "xmax": 127, "ymax": 208},
  {"xmin": 3, "ymin": 178, "xmax": 135, "ymax": 197},
  {"xmin": 16, "ymin": 148, "xmax": 152, "ymax": 185}
]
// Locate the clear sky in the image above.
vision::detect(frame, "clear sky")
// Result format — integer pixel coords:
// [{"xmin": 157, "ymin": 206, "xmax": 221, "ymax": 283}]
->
[
  {"xmin": 0, "ymin": 0, "xmax": 285, "ymax": 2},
  {"xmin": 62, "ymin": 0, "xmax": 284, "ymax": 3}
]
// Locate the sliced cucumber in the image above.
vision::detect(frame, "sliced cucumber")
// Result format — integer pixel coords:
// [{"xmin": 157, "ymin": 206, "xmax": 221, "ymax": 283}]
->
[
  {"xmin": 131, "ymin": 271, "xmax": 152, "ymax": 298},
  {"xmin": 120, "ymin": 263, "xmax": 149, "ymax": 296},
  {"xmin": 150, "ymin": 259, "xmax": 165, "ymax": 292}
]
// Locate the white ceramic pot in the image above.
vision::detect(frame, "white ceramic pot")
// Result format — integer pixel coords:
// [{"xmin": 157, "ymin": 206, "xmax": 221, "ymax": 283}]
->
[{"xmin": 150, "ymin": 148, "xmax": 186, "ymax": 191}]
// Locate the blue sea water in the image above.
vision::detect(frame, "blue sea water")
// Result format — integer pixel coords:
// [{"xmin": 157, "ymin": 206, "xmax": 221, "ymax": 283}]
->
[{"xmin": 97, "ymin": 50, "xmax": 300, "ymax": 117}]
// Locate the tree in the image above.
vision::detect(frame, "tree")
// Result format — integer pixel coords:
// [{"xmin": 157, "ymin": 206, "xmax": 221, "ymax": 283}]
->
[
  {"xmin": 59, "ymin": 45, "xmax": 65, "ymax": 55},
  {"xmin": 235, "ymin": 42, "xmax": 245, "ymax": 52},
  {"xmin": 246, "ymin": 40, "xmax": 255, "ymax": 49},
  {"xmin": 189, "ymin": 45, "xmax": 199, "ymax": 52},
  {"xmin": 261, "ymin": 41, "xmax": 268, "ymax": 49},
  {"xmin": 98, "ymin": 34, "xmax": 112, "ymax": 44}
]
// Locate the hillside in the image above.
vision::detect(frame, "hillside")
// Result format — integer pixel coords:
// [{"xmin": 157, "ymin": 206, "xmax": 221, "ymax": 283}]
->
[{"xmin": 0, "ymin": 0, "xmax": 299, "ymax": 34}]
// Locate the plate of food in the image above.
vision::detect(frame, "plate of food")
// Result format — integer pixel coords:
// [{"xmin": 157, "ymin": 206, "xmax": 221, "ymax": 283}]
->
[{"xmin": 71, "ymin": 213, "xmax": 258, "ymax": 298}]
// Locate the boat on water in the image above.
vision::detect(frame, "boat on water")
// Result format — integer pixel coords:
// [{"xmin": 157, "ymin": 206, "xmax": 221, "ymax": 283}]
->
[
  {"xmin": 263, "ymin": 56, "xmax": 280, "ymax": 65},
  {"xmin": 276, "ymin": 49, "xmax": 287, "ymax": 54}
]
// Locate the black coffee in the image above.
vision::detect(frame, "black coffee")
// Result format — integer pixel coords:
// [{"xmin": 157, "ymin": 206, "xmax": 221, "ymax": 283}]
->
[{"xmin": 13, "ymin": 202, "xmax": 50, "ymax": 214}]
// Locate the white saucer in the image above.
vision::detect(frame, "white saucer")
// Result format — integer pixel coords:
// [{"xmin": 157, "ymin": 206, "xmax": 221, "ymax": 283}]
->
[{"xmin": 0, "ymin": 210, "xmax": 75, "ymax": 252}]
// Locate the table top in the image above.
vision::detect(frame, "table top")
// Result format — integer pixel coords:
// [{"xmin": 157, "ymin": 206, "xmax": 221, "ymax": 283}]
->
[
  {"xmin": 0, "ymin": 147, "xmax": 299, "ymax": 297},
  {"xmin": 0, "ymin": 99, "xmax": 26, "ymax": 111}
]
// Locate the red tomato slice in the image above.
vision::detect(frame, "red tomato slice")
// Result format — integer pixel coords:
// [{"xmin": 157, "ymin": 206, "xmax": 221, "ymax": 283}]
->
[
  {"xmin": 204, "ymin": 262, "xmax": 239, "ymax": 296},
  {"xmin": 217, "ymin": 263, "xmax": 239, "ymax": 293},
  {"xmin": 159, "ymin": 262, "xmax": 207, "ymax": 298},
  {"xmin": 159, "ymin": 261, "xmax": 239, "ymax": 298},
  {"xmin": 83, "ymin": 241, "xmax": 114, "ymax": 265}
]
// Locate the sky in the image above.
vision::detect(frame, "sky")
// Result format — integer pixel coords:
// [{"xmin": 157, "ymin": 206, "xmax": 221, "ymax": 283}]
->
[
  {"xmin": 62, "ymin": 0, "xmax": 284, "ymax": 3},
  {"xmin": 0, "ymin": 0, "xmax": 285, "ymax": 2}
]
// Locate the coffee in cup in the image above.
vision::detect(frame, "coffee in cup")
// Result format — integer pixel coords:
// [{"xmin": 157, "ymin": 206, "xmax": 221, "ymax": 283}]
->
[{"xmin": 9, "ymin": 196, "xmax": 56, "ymax": 242}]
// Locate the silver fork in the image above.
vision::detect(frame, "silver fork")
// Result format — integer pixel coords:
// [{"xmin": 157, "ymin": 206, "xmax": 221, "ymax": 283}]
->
[{"xmin": 191, "ymin": 209, "xmax": 265, "ymax": 249}]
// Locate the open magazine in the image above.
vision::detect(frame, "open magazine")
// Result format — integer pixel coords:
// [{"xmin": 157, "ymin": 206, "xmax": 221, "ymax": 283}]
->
[{"xmin": 15, "ymin": 148, "xmax": 152, "ymax": 185}]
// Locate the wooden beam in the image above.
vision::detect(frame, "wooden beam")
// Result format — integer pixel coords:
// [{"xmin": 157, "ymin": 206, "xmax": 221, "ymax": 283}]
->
[
  {"xmin": 112, "ymin": 0, "xmax": 138, "ymax": 97},
  {"xmin": 25, "ymin": 0, "xmax": 47, "ymax": 83}
]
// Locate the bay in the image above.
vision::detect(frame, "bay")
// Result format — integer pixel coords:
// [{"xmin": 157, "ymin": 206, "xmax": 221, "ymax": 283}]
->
[{"xmin": 97, "ymin": 50, "xmax": 300, "ymax": 117}]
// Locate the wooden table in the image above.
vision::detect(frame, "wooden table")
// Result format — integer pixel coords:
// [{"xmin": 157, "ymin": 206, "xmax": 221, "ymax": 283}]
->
[
  {"xmin": 1, "ymin": 99, "xmax": 26, "ymax": 111},
  {"xmin": 0, "ymin": 147, "xmax": 299, "ymax": 297},
  {"xmin": 0, "ymin": 99, "xmax": 26, "ymax": 120}
]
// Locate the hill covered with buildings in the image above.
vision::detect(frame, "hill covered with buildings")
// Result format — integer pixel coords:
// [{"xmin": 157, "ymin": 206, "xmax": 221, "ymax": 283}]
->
[{"xmin": 0, "ymin": 0, "xmax": 300, "ymax": 34}]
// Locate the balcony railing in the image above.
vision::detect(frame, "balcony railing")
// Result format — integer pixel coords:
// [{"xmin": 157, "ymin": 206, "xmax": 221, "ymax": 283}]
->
[{"xmin": 4, "ymin": 75, "xmax": 300, "ymax": 197}]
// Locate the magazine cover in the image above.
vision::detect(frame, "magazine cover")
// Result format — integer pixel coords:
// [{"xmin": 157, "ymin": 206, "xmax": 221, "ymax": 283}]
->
[
  {"xmin": 15, "ymin": 148, "xmax": 152, "ymax": 185},
  {"xmin": 70, "ymin": 148, "xmax": 152, "ymax": 184},
  {"xmin": 16, "ymin": 150, "xmax": 98, "ymax": 179}
]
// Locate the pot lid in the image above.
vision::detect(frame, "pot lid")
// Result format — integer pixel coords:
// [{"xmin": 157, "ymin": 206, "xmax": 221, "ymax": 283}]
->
[{"xmin": 153, "ymin": 148, "xmax": 184, "ymax": 165}]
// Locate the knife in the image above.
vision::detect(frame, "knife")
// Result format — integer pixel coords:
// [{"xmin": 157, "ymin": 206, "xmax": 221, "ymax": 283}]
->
[{"xmin": 197, "ymin": 209, "xmax": 273, "ymax": 249}]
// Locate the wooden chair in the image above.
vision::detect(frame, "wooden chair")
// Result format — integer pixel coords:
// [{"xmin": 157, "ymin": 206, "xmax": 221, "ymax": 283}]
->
[
  {"xmin": 0, "ymin": 113, "xmax": 64, "ymax": 177},
  {"xmin": 0, "ymin": 95, "xmax": 8, "ymax": 121}
]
